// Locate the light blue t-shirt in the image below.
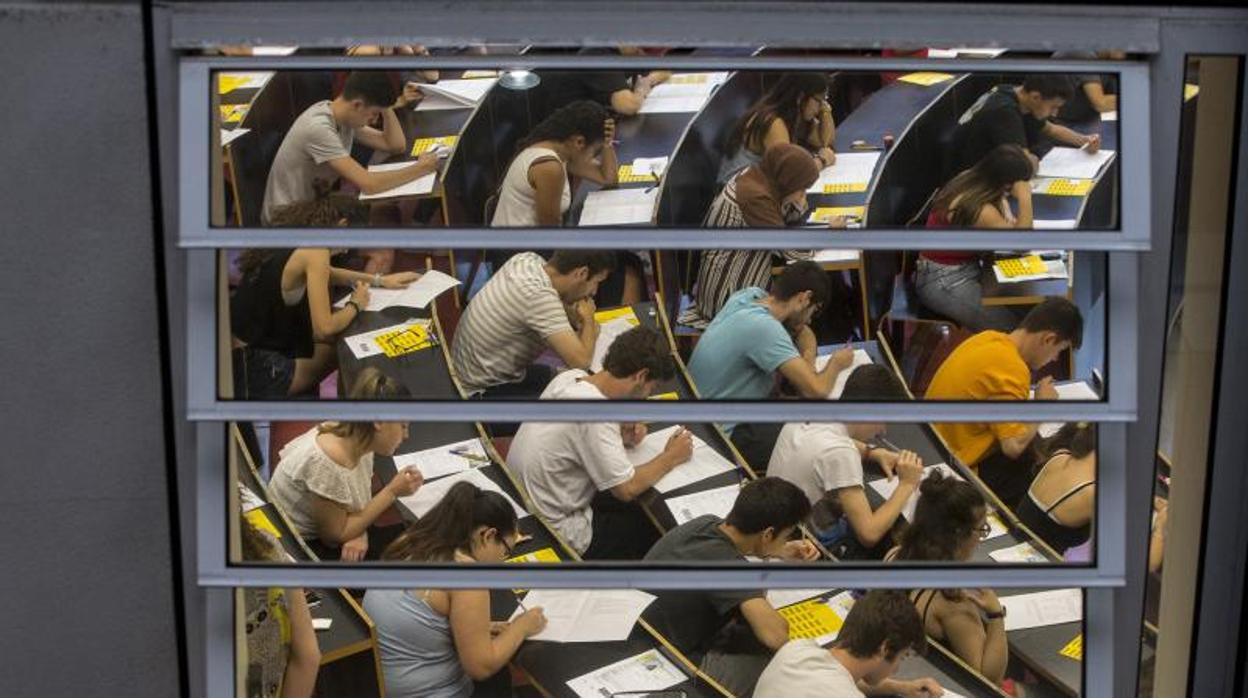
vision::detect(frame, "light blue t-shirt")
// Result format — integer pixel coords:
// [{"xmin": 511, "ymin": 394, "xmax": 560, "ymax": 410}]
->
[{"xmin": 687, "ymin": 287, "xmax": 799, "ymax": 431}]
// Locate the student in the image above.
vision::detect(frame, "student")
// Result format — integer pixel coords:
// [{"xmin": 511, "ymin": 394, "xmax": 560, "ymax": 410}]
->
[
  {"xmin": 239, "ymin": 513, "xmax": 320, "ymax": 698},
  {"xmin": 915, "ymin": 144, "xmax": 1036, "ymax": 332},
  {"xmin": 768, "ymin": 365, "xmax": 925, "ymax": 559},
  {"xmin": 1015, "ymin": 422, "xmax": 1096, "ymax": 556},
  {"xmin": 267, "ymin": 368, "xmax": 424, "ymax": 560},
  {"xmin": 948, "ymin": 73, "xmax": 1097, "ymax": 176},
  {"xmin": 1052, "ymin": 50, "xmax": 1124, "ymax": 124},
  {"xmin": 507, "ymin": 326, "xmax": 695, "ymax": 559},
  {"xmin": 719, "ymin": 73, "xmax": 837, "ymax": 183},
  {"xmin": 686, "ymin": 261, "xmax": 855, "ymax": 468},
  {"xmin": 232, "ymin": 189, "xmax": 422, "ymax": 399},
  {"xmin": 925, "ymin": 297, "xmax": 1084, "ymax": 506},
  {"xmin": 491, "ymin": 100, "xmax": 618, "ymax": 227},
  {"xmin": 489, "ymin": 101, "xmax": 640, "ymax": 306},
  {"xmin": 643, "ymin": 477, "xmax": 820, "ymax": 697},
  {"xmin": 450, "ymin": 250, "xmax": 616, "ymax": 398},
  {"xmin": 886, "ymin": 473, "xmax": 1008, "ymax": 687},
  {"xmin": 1149, "ymin": 496, "xmax": 1168, "ymax": 574},
  {"xmin": 681, "ymin": 143, "xmax": 847, "ymax": 328},
  {"xmin": 364, "ymin": 482, "xmax": 549, "ymax": 698},
  {"xmin": 754, "ymin": 590, "xmax": 941, "ymax": 698},
  {"xmin": 261, "ymin": 71, "xmax": 438, "ymax": 224},
  {"xmin": 540, "ymin": 46, "xmax": 672, "ymax": 116}
]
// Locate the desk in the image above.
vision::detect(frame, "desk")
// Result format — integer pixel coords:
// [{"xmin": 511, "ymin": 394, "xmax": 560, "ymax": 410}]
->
[
  {"xmin": 334, "ymin": 302, "xmax": 460, "ymax": 400},
  {"xmin": 997, "ymin": 589, "xmax": 1083, "ymax": 697},
  {"xmin": 980, "ymin": 253, "xmax": 1075, "ymax": 307}
]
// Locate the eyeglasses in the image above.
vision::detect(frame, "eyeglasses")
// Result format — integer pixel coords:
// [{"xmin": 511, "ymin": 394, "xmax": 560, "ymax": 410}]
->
[
  {"xmin": 500, "ymin": 536, "xmax": 516, "ymax": 559},
  {"xmin": 976, "ymin": 522, "xmax": 993, "ymax": 540}
]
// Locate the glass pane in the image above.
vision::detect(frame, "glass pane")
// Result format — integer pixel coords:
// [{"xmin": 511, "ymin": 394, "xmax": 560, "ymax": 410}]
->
[{"xmin": 234, "ymin": 579, "xmax": 1087, "ymax": 697}]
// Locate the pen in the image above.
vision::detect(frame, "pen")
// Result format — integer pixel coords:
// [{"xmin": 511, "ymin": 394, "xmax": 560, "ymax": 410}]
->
[
  {"xmin": 450, "ymin": 447, "xmax": 491, "ymax": 463},
  {"xmin": 876, "ymin": 436, "xmax": 903, "ymax": 453},
  {"xmin": 644, "ymin": 171, "xmax": 661, "ymax": 193}
]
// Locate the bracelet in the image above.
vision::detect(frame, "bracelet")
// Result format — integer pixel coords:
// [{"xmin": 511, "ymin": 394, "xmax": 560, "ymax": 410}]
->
[
  {"xmin": 984, "ymin": 605, "xmax": 1007, "ymax": 620},
  {"xmin": 345, "ymin": 300, "xmax": 361, "ymax": 314}
]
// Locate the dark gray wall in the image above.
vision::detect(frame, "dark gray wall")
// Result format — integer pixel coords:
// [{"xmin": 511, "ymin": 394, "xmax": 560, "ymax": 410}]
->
[{"xmin": 0, "ymin": 3, "xmax": 182, "ymax": 695}]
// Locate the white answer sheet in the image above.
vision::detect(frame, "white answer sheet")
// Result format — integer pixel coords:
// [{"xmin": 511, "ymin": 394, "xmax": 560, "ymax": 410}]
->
[
  {"xmin": 999, "ymin": 588, "xmax": 1083, "ymax": 631},
  {"xmin": 590, "ymin": 317, "xmax": 640, "ymax": 372},
  {"xmin": 392, "ymin": 438, "xmax": 489, "ymax": 481},
  {"xmin": 989, "ymin": 541, "xmax": 1049, "ymax": 563},
  {"xmin": 397, "ymin": 468, "xmax": 528, "ymax": 519},
  {"xmin": 806, "ymin": 152, "xmax": 881, "ymax": 192},
  {"xmin": 666, "ymin": 483, "xmax": 741, "ymax": 525},
  {"xmin": 565, "ymin": 649, "xmax": 686, "ymax": 698},
  {"xmin": 626, "ymin": 426, "xmax": 738, "ymax": 494},
  {"xmin": 335, "ymin": 270, "xmax": 460, "ymax": 312},
  {"xmin": 816, "ymin": 348, "xmax": 874, "ymax": 399},
  {"xmin": 510, "ymin": 589, "xmax": 656, "ymax": 643},
  {"xmin": 867, "ymin": 462, "xmax": 962, "ymax": 521},
  {"xmin": 579, "ymin": 187, "xmax": 659, "ymax": 226},
  {"xmin": 1036, "ymin": 380, "xmax": 1100, "ymax": 438},
  {"xmin": 358, "ymin": 162, "xmax": 437, "ymax": 200},
  {"xmin": 1036, "ymin": 146, "xmax": 1116, "ymax": 180}
]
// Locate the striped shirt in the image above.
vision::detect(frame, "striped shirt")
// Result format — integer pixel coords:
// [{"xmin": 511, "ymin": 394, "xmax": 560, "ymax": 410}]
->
[
  {"xmin": 678, "ymin": 175, "xmax": 810, "ymax": 328},
  {"xmin": 451, "ymin": 253, "xmax": 572, "ymax": 395}
]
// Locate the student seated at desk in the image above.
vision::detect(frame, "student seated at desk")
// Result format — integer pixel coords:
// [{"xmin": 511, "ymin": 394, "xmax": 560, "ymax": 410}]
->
[
  {"xmin": 768, "ymin": 365, "xmax": 925, "ymax": 559},
  {"xmin": 268, "ymin": 368, "xmax": 424, "ymax": 561},
  {"xmin": 261, "ymin": 71, "xmax": 437, "ymax": 225},
  {"xmin": 1052, "ymin": 51, "xmax": 1124, "ymax": 124},
  {"xmin": 915, "ymin": 144, "xmax": 1035, "ymax": 332},
  {"xmin": 365, "ymin": 482, "xmax": 549, "ymax": 698},
  {"xmin": 507, "ymin": 326, "xmax": 694, "ymax": 559},
  {"xmin": 755, "ymin": 590, "xmax": 940, "ymax": 698},
  {"xmin": 450, "ymin": 250, "xmax": 615, "ymax": 399},
  {"xmin": 1016, "ymin": 422, "xmax": 1096, "ymax": 556},
  {"xmin": 719, "ymin": 73, "xmax": 837, "ymax": 184},
  {"xmin": 925, "ymin": 297, "xmax": 1084, "ymax": 507},
  {"xmin": 686, "ymin": 261, "xmax": 856, "ymax": 469},
  {"xmin": 489, "ymin": 101, "xmax": 641, "ymax": 306},
  {"xmin": 232, "ymin": 192, "xmax": 423, "ymax": 399},
  {"xmin": 885, "ymin": 473, "xmax": 1009, "ymax": 688},
  {"xmin": 643, "ymin": 477, "xmax": 820, "ymax": 697},
  {"xmin": 539, "ymin": 46, "xmax": 672, "ymax": 116},
  {"xmin": 948, "ymin": 73, "xmax": 1097, "ymax": 176},
  {"xmin": 681, "ymin": 143, "xmax": 848, "ymax": 328},
  {"xmin": 240, "ymin": 513, "xmax": 320, "ymax": 698}
]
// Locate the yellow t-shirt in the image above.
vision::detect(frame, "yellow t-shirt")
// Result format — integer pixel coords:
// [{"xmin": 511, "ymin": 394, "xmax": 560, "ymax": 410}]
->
[{"xmin": 926, "ymin": 331, "xmax": 1031, "ymax": 467}]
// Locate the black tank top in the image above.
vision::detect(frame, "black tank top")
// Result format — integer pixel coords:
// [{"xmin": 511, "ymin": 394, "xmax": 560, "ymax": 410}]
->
[
  {"xmin": 1015, "ymin": 456, "xmax": 1094, "ymax": 555},
  {"xmin": 231, "ymin": 250, "xmax": 314, "ymax": 359}
]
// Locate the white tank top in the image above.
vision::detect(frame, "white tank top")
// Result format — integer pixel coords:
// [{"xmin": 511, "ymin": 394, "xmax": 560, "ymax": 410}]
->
[{"xmin": 491, "ymin": 146, "xmax": 570, "ymax": 226}]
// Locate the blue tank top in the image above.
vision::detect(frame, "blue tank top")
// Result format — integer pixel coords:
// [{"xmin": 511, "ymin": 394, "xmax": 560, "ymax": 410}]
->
[{"xmin": 363, "ymin": 589, "xmax": 473, "ymax": 698}]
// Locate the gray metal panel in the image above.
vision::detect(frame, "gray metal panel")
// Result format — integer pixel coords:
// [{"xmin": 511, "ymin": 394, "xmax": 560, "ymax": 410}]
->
[{"xmin": 165, "ymin": 0, "xmax": 1165, "ymax": 52}]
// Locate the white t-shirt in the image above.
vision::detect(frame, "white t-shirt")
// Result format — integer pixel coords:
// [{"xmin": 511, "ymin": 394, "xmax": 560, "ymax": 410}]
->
[
  {"xmin": 768, "ymin": 422, "xmax": 863, "ymax": 505},
  {"xmin": 491, "ymin": 146, "xmax": 571, "ymax": 226},
  {"xmin": 755, "ymin": 639, "xmax": 865, "ymax": 698},
  {"xmin": 506, "ymin": 370, "xmax": 635, "ymax": 553},
  {"xmin": 267, "ymin": 426, "xmax": 375, "ymax": 541}
]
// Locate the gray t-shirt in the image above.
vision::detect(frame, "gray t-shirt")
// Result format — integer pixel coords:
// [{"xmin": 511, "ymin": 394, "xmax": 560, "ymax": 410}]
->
[
  {"xmin": 768, "ymin": 422, "xmax": 863, "ymax": 506},
  {"xmin": 261, "ymin": 100, "xmax": 355, "ymax": 224},
  {"xmin": 642, "ymin": 515, "xmax": 765, "ymax": 657}
]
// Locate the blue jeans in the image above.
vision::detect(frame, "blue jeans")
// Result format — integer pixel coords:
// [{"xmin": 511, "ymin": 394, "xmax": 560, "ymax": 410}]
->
[{"xmin": 914, "ymin": 258, "xmax": 1018, "ymax": 332}]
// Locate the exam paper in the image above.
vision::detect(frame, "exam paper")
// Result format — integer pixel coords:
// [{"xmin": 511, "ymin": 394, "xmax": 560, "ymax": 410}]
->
[
  {"xmin": 336, "ymin": 270, "xmax": 460, "ymax": 312},
  {"xmin": 418, "ymin": 78, "xmax": 496, "ymax": 105},
  {"xmin": 810, "ymin": 249, "xmax": 861, "ymax": 264},
  {"xmin": 632, "ymin": 156, "xmax": 669, "ymax": 177},
  {"xmin": 1032, "ymin": 219, "xmax": 1078, "ymax": 230},
  {"xmin": 992, "ymin": 258, "xmax": 1069, "ymax": 284},
  {"xmin": 343, "ymin": 320, "xmax": 431, "ymax": 359},
  {"xmin": 220, "ymin": 128, "xmax": 250, "ymax": 147},
  {"xmin": 358, "ymin": 162, "xmax": 437, "ymax": 200},
  {"xmin": 510, "ymin": 589, "xmax": 656, "ymax": 643},
  {"xmin": 807, "ymin": 152, "xmax": 881, "ymax": 193},
  {"xmin": 566, "ymin": 649, "xmax": 686, "ymax": 698},
  {"xmin": 590, "ymin": 317, "xmax": 640, "ymax": 372},
  {"xmin": 628, "ymin": 426, "xmax": 738, "ymax": 494},
  {"xmin": 815, "ymin": 348, "xmax": 873, "ymax": 399},
  {"xmin": 398, "ymin": 468, "xmax": 528, "ymax": 519},
  {"xmin": 989, "ymin": 541, "xmax": 1048, "ymax": 563},
  {"xmin": 867, "ymin": 462, "xmax": 962, "ymax": 521},
  {"xmin": 1036, "ymin": 381, "xmax": 1100, "ymax": 438},
  {"xmin": 666, "ymin": 483, "xmax": 740, "ymax": 525},
  {"xmin": 637, "ymin": 72, "xmax": 728, "ymax": 113},
  {"xmin": 1036, "ymin": 146, "xmax": 1116, "ymax": 180},
  {"xmin": 578, "ymin": 187, "xmax": 659, "ymax": 226},
  {"xmin": 239, "ymin": 483, "xmax": 266, "ymax": 513},
  {"xmin": 218, "ymin": 71, "xmax": 274, "ymax": 92},
  {"xmin": 392, "ymin": 438, "xmax": 489, "ymax": 481},
  {"xmin": 999, "ymin": 588, "xmax": 1082, "ymax": 631},
  {"xmin": 766, "ymin": 588, "xmax": 836, "ymax": 609}
]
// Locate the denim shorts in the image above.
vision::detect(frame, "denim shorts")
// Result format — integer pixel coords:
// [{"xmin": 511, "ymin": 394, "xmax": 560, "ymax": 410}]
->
[{"xmin": 232, "ymin": 346, "xmax": 294, "ymax": 399}]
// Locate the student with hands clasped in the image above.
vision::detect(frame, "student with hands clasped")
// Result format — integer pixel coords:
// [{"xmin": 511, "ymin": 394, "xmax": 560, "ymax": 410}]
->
[
  {"xmin": 768, "ymin": 365, "xmax": 926, "ymax": 559},
  {"xmin": 885, "ymin": 473, "xmax": 1010, "ymax": 689},
  {"xmin": 642, "ymin": 477, "xmax": 820, "ymax": 697},
  {"xmin": 364, "ymin": 482, "xmax": 549, "ymax": 698},
  {"xmin": 755, "ymin": 590, "xmax": 944, "ymax": 698},
  {"xmin": 232, "ymin": 191, "xmax": 423, "ymax": 399},
  {"xmin": 261, "ymin": 72, "xmax": 439, "ymax": 224},
  {"xmin": 267, "ymin": 368, "xmax": 424, "ymax": 561},
  {"xmin": 719, "ymin": 73, "xmax": 838, "ymax": 183}
]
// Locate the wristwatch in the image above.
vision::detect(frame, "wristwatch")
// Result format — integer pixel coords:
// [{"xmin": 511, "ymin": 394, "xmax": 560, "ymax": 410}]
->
[{"xmin": 345, "ymin": 300, "xmax": 361, "ymax": 314}]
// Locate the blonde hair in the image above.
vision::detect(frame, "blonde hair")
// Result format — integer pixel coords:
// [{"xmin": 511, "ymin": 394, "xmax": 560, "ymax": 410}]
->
[{"xmin": 317, "ymin": 367, "xmax": 410, "ymax": 446}]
